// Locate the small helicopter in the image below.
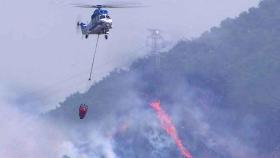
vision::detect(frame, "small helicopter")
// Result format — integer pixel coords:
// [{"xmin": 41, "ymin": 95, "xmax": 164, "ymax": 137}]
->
[{"xmin": 73, "ymin": 3, "xmax": 144, "ymax": 40}]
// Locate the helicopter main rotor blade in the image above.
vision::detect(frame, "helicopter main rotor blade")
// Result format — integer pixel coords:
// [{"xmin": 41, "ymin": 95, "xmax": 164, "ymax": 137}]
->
[
  {"xmin": 71, "ymin": 4, "xmax": 97, "ymax": 8},
  {"xmin": 71, "ymin": 3, "xmax": 146, "ymax": 9},
  {"xmin": 101, "ymin": 4, "xmax": 146, "ymax": 8}
]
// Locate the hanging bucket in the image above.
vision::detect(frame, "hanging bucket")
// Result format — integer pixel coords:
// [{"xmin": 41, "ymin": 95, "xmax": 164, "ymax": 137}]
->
[{"xmin": 79, "ymin": 104, "xmax": 88, "ymax": 119}]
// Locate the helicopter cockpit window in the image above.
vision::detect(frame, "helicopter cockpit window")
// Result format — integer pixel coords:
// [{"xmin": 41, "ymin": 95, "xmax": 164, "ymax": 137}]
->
[{"xmin": 100, "ymin": 15, "xmax": 105, "ymax": 19}]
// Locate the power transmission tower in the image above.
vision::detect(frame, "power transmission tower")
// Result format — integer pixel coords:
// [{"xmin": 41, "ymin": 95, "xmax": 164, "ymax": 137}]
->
[{"xmin": 147, "ymin": 29, "xmax": 164, "ymax": 70}]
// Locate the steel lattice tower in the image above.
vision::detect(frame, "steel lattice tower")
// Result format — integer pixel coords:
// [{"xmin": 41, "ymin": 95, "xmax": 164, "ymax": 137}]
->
[{"xmin": 147, "ymin": 29, "xmax": 164, "ymax": 70}]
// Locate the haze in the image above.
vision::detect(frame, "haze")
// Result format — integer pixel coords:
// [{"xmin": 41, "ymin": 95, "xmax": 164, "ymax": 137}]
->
[{"xmin": 0, "ymin": 0, "xmax": 259, "ymax": 112}]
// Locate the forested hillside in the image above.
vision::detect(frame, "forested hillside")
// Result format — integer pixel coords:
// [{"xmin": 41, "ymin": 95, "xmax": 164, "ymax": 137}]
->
[{"xmin": 48, "ymin": 0, "xmax": 280, "ymax": 157}]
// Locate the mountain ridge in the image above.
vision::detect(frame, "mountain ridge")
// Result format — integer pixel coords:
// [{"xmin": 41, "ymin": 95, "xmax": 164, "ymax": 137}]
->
[{"xmin": 48, "ymin": 0, "xmax": 280, "ymax": 157}]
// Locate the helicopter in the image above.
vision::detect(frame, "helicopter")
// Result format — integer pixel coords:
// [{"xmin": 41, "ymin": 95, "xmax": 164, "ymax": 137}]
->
[{"xmin": 73, "ymin": 3, "xmax": 144, "ymax": 40}]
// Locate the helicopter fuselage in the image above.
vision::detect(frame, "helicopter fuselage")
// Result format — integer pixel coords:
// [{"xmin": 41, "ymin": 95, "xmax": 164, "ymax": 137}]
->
[{"xmin": 78, "ymin": 8, "xmax": 112, "ymax": 39}]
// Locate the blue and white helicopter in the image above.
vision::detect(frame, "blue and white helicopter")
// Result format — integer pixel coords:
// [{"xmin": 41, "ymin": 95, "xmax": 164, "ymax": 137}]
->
[{"xmin": 73, "ymin": 3, "xmax": 143, "ymax": 40}]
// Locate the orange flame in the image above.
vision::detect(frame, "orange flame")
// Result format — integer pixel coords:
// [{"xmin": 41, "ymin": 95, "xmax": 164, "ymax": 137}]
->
[{"xmin": 150, "ymin": 101, "xmax": 192, "ymax": 158}]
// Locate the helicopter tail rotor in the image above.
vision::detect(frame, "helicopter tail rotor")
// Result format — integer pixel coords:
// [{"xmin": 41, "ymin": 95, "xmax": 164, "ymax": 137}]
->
[
  {"xmin": 76, "ymin": 21, "xmax": 80, "ymax": 32},
  {"xmin": 75, "ymin": 15, "xmax": 82, "ymax": 33}
]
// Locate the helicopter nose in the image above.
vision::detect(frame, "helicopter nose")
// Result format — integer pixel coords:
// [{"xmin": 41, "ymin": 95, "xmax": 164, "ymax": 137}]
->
[
  {"xmin": 101, "ymin": 19, "xmax": 112, "ymax": 23},
  {"xmin": 101, "ymin": 19, "xmax": 112, "ymax": 28}
]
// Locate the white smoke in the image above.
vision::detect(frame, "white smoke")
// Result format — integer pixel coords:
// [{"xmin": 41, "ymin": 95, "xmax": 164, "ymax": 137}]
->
[
  {"xmin": 0, "ymin": 83, "xmax": 120, "ymax": 158},
  {"xmin": 164, "ymin": 83, "xmax": 259, "ymax": 158},
  {"xmin": 0, "ymin": 93, "xmax": 63, "ymax": 157}
]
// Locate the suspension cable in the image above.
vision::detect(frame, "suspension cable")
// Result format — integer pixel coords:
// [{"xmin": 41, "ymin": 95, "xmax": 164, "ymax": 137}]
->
[{"xmin": 89, "ymin": 34, "xmax": 100, "ymax": 81}]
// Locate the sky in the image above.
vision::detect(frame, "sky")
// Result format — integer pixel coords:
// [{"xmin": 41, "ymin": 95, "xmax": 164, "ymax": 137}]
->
[{"xmin": 0, "ymin": 0, "xmax": 260, "ymax": 112}]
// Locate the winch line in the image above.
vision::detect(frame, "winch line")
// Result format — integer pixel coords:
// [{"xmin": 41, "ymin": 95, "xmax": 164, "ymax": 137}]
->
[{"xmin": 89, "ymin": 34, "xmax": 100, "ymax": 81}]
